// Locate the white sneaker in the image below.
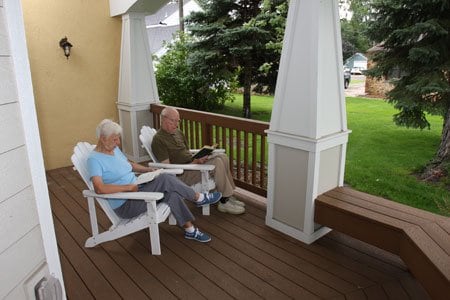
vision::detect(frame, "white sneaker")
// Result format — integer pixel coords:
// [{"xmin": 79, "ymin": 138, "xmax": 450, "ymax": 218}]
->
[
  {"xmin": 218, "ymin": 201, "xmax": 245, "ymax": 214},
  {"xmin": 229, "ymin": 197, "xmax": 245, "ymax": 207}
]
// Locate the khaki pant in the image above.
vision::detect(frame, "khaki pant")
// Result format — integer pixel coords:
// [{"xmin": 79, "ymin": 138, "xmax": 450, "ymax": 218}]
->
[{"xmin": 178, "ymin": 153, "xmax": 235, "ymax": 198}]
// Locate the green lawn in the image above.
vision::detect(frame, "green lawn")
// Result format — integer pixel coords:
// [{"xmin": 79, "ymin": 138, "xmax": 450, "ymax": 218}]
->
[{"xmin": 215, "ymin": 94, "xmax": 449, "ymax": 215}]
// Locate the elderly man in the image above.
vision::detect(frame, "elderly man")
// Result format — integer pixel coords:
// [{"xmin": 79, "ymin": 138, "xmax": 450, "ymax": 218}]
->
[{"xmin": 151, "ymin": 107, "xmax": 245, "ymax": 215}]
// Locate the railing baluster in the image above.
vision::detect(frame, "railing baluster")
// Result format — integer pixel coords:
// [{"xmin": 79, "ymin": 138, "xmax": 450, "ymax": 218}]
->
[
  {"xmin": 204, "ymin": 123, "xmax": 212, "ymax": 146},
  {"xmin": 221, "ymin": 127, "xmax": 226, "ymax": 153},
  {"xmin": 244, "ymin": 132, "xmax": 249, "ymax": 182},
  {"xmin": 260, "ymin": 135, "xmax": 266, "ymax": 189},
  {"xmin": 236, "ymin": 130, "xmax": 241, "ymax": 180},
  {"xmin": 252, "ymin": 133, "xmax": 257, "ymax": 185},
  {"xmin": 215, "ymin": 125, "xmax": 220, "ymax": 146},
  {"xmin": 228, "ymin": 128, "xmax": 234, "ymax": 177},
  {"xmin": 188, "ymin": 120, "xmax": 194, "ymax": 149},
  {"xmin": 194, "ymin": 121, "xmax": 200, "ymax": 148}
]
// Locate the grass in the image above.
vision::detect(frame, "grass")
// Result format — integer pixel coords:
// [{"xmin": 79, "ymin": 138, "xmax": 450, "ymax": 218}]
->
[{"xmin": 215, "ymin": 93, "xmax": 449, "ymax": 215}]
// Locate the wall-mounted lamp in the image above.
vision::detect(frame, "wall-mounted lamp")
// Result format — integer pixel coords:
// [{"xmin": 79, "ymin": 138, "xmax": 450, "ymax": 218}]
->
[{"xmin": 59, "ymin": 37, "xmax": 73, "ymax": 59}]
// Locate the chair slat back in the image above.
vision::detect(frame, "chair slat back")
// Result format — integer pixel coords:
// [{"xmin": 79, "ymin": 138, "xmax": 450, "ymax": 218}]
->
[
  {"xmin": 71, "ymin": 142, "xmax": 122, "ymax": 226},
  {"xmin": 139, "ymin": 126, "xmax": 160, "ymax": 163}
]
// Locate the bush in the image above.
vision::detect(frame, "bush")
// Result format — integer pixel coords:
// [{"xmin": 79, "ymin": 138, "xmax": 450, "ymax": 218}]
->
[{"xmin": 155, "ymin": 33, "xmax": 235, "ymax": 111}]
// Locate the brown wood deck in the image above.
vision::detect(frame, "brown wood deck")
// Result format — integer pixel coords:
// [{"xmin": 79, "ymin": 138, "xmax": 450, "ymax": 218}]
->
[{"xmin": 47, "ymin": 167, "xmax": 431, "ymax": 299}]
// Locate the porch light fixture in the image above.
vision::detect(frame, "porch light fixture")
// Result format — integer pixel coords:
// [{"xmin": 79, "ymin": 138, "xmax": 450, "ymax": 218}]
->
[{"xmin": 59, "ymin": 36, "xmax": 73, "ymax": 59}]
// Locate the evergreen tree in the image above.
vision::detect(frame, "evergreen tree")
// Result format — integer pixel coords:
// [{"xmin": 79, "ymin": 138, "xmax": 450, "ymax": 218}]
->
[
  {"xmin": 366, "ymin": 0, "xmax": 450, "ymax": 181},
  {"xmin": 250, "ymin": 0, "xmax": 288, "ymax": 94},
  {"xmin": 186, "ymin": 0, "xmax": 285, "ymax": 118}
]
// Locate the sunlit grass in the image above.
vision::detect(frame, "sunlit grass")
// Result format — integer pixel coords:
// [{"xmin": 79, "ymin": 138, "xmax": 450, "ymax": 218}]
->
[{"xmin": 213, "ymin": 94, "xmax": 449, "ymax": 215}]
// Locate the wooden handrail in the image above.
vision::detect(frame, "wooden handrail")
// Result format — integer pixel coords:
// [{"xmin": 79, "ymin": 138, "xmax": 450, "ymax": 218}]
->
[{"xmin": 150, "ymin": 103, "xmax": 269, "ymax": 196}]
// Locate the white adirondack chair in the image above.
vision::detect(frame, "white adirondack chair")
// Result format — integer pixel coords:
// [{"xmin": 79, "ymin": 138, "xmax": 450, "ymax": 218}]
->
[
  {"xmin": 71, "ymin": 142, "xmax": 177, "ymax": 255},
  {"xmin": 139, "ymin": 125, "xmax": 225, "ymax": 215}
]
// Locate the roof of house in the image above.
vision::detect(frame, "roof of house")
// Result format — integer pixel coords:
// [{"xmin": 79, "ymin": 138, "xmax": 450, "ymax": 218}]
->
[
  {"xmin": 145, "ymin": 0, "xmax": 201, "ymax": 56},
  {"xmin": 346, "ymin": 52, "xmax": 367, "ymax": 62},
  {"xmin": 146, "ymin": 0, "xmax": 181, "ymax": 26},
  {"xmin": 147, "ymin": 25, "xmax": 179, "ymax": 55}
]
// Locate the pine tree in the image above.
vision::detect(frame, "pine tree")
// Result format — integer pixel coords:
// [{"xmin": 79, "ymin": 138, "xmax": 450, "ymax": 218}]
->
[
  {"xmin": 366, "ymin": 0, "xmax": 450, "ymax": 181},
  {"xmin": 186, "ymin": 0, "xmax": 286, "ymax": 118}
]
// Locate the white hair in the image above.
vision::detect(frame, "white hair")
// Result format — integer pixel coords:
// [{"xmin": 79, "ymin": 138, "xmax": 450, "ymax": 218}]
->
[{"xmin": 96, "ymin": 119, "xmax": 122, "ymax": 138}]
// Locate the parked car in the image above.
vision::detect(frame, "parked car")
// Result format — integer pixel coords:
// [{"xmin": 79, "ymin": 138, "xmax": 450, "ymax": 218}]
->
[{"xmin": 344, "ymin": 69, "xmax": 351, "ymax": 89}]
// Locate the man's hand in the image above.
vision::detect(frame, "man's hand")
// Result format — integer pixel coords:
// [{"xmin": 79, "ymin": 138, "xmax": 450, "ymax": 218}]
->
[{"xmin": 192, "ymin": 156, "xmax": 209, "ymax": 164}]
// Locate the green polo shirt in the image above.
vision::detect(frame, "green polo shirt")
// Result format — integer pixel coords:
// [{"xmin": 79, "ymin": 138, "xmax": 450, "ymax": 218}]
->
[{"xmin": 151, "ymin": 129, "xmax": 193, "ymax": 164}]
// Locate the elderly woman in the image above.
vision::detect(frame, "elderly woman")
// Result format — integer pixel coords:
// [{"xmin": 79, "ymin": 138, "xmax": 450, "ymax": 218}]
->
[{"xmin": 87, "ymin": 119, "xmax": 221, "ymax": 243}]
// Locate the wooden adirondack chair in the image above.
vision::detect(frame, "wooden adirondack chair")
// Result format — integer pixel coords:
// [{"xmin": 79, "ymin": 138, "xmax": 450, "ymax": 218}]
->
[
  {"xmin": 139, "ymin": 126, "xmax": 225, "ymax": 215},
  {"xmin": 71, "ymin": 142, "xmax": 176, "ymax": 255}
]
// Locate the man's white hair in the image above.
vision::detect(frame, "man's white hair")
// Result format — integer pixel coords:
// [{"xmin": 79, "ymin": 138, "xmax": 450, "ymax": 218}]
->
[
  {"xmin": 160, "ymin": 107, "xmax": 178, "ymax": 125},
  {"xmin": 96, "ymin": 119, "xmax": 122, "ymax": 138}
]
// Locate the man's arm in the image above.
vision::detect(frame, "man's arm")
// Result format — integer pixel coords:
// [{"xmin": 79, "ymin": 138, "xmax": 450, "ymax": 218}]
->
[
  {"xmin": 151, "ymin": 133, "xmax": 171, "ymax": 162},
  {"xmin": 160, "ymin": 156, "xmax": 208, "ymax": 165}
]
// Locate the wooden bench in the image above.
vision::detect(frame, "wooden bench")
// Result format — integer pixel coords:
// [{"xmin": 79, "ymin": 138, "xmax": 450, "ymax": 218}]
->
[{"xmin": 315, "ymin": 187, "xmax": 450, "ymax": 300}]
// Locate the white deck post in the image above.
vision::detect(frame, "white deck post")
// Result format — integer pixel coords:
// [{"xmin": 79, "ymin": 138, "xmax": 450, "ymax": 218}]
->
[
  {"xmin": 116, "ymin": 12, "xmax": 157, "ymax": 162},
  {"xmin": 109, "ymin": 0, "xmax": 167, "ymax": 162},
  {"xmin": 265, "ymin": 0, "xmax": 351, "ymax": 244}
]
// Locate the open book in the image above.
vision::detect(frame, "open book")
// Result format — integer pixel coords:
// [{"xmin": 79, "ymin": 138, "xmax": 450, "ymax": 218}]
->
[
  {"xmin": 135, "ymin": 168, "xmax": 184, "ymax": 185},
  {"xmin": 192, "ymin": 144, "xmax": 218, "ymax": 160}
]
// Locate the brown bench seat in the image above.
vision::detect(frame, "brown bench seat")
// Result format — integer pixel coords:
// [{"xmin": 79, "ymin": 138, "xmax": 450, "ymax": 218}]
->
[{"xmin": 315, "ymin": 186, "xmax": 450, "ymax": 300}]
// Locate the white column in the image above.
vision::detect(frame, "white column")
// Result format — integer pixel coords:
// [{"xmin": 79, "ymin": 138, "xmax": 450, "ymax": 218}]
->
[
  {"xmin": 265, "ymin": 0, "xmax": 350, "ymax": 244},
  {"xmin": 117, "ymin": 12, "xmax": 159, "ymax": 162}
]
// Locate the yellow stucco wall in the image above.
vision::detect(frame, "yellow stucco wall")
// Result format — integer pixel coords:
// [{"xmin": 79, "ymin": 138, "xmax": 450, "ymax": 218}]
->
[{"xmin": 21, "ymin": 0, "xmax": 122, "ymax": 169}]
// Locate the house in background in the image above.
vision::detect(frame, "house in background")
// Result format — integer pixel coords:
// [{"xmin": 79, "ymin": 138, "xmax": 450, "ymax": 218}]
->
[
  {"xmin": 146, "ymin": 0, "xmax": 201, "ymax": 57},
  {"xmin": 344, "ymin": 52, "xmax": 367, "ymax": 74}
]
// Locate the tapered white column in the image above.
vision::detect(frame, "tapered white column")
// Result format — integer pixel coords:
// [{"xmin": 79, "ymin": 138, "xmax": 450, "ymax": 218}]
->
[
  {"xmin": 117, "ymin": 12, "xmax": 159, "ymax": 162},
  {"xmin": 266, "ymin": 0, "xmax": 350, "ymax": 244}
]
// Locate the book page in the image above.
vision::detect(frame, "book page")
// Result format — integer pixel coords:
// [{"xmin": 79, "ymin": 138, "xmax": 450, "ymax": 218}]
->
[{"xmin": 135, "ymin": 169, "xmax": 162, "ymax": 185}]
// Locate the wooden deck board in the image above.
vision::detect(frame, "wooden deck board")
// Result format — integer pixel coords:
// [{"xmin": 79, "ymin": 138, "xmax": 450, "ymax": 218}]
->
[
  {"xmin": 48, "ymin": 167, "xmax": 431, "ymax": 300},
  {"xmin": 204, "ymin": 207, "xmax": 358, "ymax": 296}
]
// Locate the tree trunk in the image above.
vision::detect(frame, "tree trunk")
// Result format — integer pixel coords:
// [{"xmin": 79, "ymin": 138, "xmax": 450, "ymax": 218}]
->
[
  {"xmin": 178, "ymin": 0, "xmax": 184, "ymax": 32},
  {"xmin": 242, "ymin": 67, "xmax": 252, "ymax": 118},
  {"xmin": 421, "ymin": 106, "xmax": 450, "ymax": 181}
]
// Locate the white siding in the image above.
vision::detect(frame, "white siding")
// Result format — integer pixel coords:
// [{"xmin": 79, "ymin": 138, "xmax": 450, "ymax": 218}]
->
[{"xmin": 0, "ymin": 1, "xmax": 64, "ymax": 298}]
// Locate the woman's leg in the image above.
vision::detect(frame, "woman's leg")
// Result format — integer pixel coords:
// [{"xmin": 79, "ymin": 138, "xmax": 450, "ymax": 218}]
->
[{"xmin": 139, "ymin": 173, "xmax": 196, "ymax": 226}]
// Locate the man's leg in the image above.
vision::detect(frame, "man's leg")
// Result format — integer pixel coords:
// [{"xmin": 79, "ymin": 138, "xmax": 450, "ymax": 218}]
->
[{"xmin": 206, "ymin": 154, "xmax": 234, "ymax": 197}]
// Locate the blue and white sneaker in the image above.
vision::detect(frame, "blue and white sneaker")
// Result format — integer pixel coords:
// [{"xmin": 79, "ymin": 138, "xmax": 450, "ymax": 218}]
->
[
  {"xmin": 196, "ymin": 191, "xmax": 222, "ymax": 207},
  {"xmin": 184, "ymin": 228, "xmax": 211, "ymax": 243}
]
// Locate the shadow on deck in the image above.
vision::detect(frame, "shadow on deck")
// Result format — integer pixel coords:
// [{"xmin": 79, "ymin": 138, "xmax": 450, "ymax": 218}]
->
[{"xmin": 47, "ymin": 167, "xmax": 430, "ymax": 299}]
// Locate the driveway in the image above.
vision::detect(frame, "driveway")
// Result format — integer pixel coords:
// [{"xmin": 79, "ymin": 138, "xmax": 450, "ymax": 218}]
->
[{"xmin": 345, "ymin": 75, "xmax": 366, "ymax": 97}]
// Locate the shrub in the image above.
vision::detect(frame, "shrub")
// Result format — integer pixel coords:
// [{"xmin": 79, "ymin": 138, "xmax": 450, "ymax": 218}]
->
[{"xmin": 155, "ymin": 33, "xmax": 235, "ymax": 111}]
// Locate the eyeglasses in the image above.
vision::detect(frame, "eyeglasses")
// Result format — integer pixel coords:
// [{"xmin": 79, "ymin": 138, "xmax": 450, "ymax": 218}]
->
[{"xmin": 164, "ymin": 116, "xmax": 181, "ymax": 124}]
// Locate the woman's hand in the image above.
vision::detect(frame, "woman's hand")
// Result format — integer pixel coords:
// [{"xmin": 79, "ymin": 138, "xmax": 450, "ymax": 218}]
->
[{"xmin": 128, "ymin": 184, "xmax": 138, "ymax": 192}]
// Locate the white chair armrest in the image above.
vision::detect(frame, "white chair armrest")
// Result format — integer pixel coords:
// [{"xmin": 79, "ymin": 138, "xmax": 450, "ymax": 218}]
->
[
  {"xmin": 160, "ymin": 168, "xmax": 184, "ymax": 175},
  {"xmin": 148, "ymin": 162, "xmax": 215, "ymax": 171},
  {"xmin": 82, "ymin": 190, "xmax": 164, "ymax": 202}
]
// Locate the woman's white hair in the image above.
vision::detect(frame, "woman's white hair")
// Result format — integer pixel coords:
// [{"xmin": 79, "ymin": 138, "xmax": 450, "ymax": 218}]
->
[{"xmin": 96, "ymin": 119, "xmax": 122, "ymax": 138}]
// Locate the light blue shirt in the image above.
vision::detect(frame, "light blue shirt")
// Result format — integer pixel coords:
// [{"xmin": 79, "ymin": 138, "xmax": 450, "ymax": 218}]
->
[{"xmin": 87, "ymin": 147, "xmax": 136, "ymax": 209}]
